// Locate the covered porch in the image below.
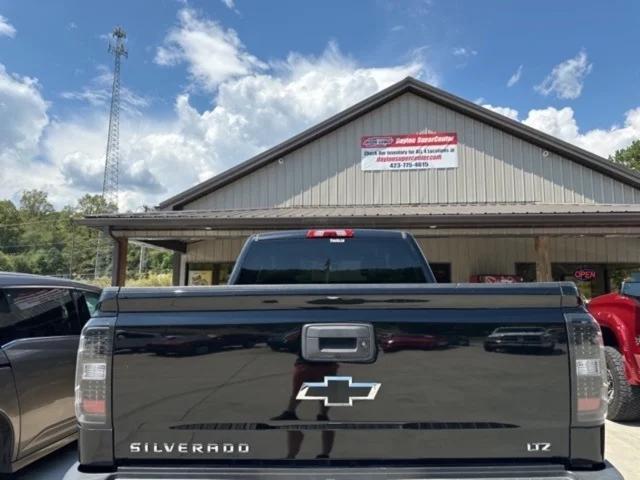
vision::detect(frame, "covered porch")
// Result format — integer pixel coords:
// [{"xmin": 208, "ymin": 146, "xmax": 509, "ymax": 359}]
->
[{"xmin": 78, "ymin": 204, "xmax": 640, "ymax": 295}]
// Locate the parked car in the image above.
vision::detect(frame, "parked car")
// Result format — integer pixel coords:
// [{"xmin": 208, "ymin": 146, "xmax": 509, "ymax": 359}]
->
[
  {"xmin": 379, "ymin": 333, "xmax": 449, "ymax": 352},
  {"xmin": 146, "ymin": 333, "xmax": 216, "ymax": 356},
  {"xmin": 66, "ymin": 229, "xmax": 620, "ymax": 480},
  {"xmin": 588, "ymin": 276, "xmax": 640, "ymax": 421},
  {"xmin": 114, "ymin": 330, "xmax": 161, "ymax": 353},
  {"xmin": 0, "ymin": 272, "xmax": 100, "ymax": 473},
  {"xmin": 146, "ymin": 332, "xmax": 261, "ymax": 356},
  {"xmin": 483, "ymin": 326, "xmax": 556, "ymax": 353}
]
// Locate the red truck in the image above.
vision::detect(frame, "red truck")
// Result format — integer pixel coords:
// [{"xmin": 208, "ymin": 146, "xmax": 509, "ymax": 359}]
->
[{"xmin": 588, "ymin": 276, "xmax": 640, "ymax": 421}]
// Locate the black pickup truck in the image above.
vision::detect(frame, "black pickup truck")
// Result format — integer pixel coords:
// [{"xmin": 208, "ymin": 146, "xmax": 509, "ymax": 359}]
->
[{"xmin": 65, "ymin": 229, "xmax": 621, "ymax": 479}]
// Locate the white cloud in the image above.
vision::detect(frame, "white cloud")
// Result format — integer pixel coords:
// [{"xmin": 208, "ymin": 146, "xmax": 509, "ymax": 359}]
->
[
  {"xmin": 535, "ymin": 51, "xmax": 592, "ymax": 99},
  {"xmin": 452, "ymin": 47, "xmax": 477, "ymax": 57},
  {"xmin": 32, "ymin": 8, "xmax": 428, "ymax": 211},
  {"xmin": 479, "ymin": 101, "xmax": 640, "ymax": 159},
  {"xmin": 481, "ymin": 104, "xmax": 519, "ymax": 121},
  {"xmin": 0, "ymin": 64, "xmax": 48, "ymax": 162},
  {"xmin": 60, "ymin": 65, "xmax": 150, "ymax": 115},
  {"xmin": 507, "ymin": 64, "xmax": 522, "ymax": 87},
  {"xmin": 42, "ymin": 113, "xmax": 178, "ymax": 209},
  {"xmin": 0, "ymin": 14, "xmax": 16, "ymax": 38},
  {"xmin": 140, "ymin": 42, "xmax": 422, "ymax": 206},
  {"xmin": 0, "ymin": 63, "xmax": 54, "ymax": 202},
  {"xmin": 155, "ymin": 8, "xmax": 264, "ymax": 90},
  {"xmin": 220, "ymin": 0, "xmax": 237, "ymax": 11},
  {"xmin": 523, "ymin": 106, "xmax": 640, "ymax": 158}
]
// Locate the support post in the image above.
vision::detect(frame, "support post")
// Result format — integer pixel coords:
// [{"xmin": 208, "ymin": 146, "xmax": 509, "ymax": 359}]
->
[
  {"xmin": 172, "ymin": 252, "xmax": 182, "ymax": 286},
  {"xmin": 534, "ymin": 236, "xmax": 552, "ymax": 282},
  {"xmin": 111, "ymin": 237, "xmax": 128, "ymax": 286}
]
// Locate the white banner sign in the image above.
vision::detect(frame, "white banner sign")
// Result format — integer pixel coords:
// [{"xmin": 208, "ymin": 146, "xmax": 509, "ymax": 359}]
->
[{"xmin": 361, "ymin": 133, "xmax": 458, "ymax": 171}]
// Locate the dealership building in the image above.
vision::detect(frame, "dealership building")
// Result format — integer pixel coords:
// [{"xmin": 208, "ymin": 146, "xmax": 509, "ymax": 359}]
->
[{"xmin": 81, "ymin": 77, "xmax": 640, "ymax": 297}]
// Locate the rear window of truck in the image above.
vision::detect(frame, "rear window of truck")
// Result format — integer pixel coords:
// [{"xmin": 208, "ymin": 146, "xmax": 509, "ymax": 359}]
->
[{"xmin": 234, "ymin": 236, "xmax": 430, "ymax": 284}]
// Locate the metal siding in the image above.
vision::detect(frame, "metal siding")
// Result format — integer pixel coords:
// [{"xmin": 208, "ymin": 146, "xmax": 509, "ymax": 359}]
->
[
  {"xmin": 185, "ymin": 238, "xmax": 245, "ymax": 263},
  {"xmin": 185, "ymin": 93, "xmax": 640, "ymax": 210}
]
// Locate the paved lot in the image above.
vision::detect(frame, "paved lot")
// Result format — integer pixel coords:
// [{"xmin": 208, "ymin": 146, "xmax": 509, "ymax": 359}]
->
[
  {"xmin": 7, "ymin": 421, "xmax": 638, "ymax": 479},
  {"xmin": 605, "ymin": 420, "xmax": 640, "ymax": 480}
]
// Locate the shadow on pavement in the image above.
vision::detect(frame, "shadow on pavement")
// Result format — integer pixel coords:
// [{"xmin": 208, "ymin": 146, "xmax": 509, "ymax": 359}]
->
[
  {"xmin": 616, "ymin": 421, "xmax": 640, "ymax": 427},
  {"xmin": 9, "ymin": 443, "xmax": 77, "ymax": 480}
]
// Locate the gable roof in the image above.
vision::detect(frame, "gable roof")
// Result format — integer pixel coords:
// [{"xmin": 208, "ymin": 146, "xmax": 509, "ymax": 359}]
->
[{"xmin": 159, "ymin": 76, "xmax": 640, "ymax": 210}]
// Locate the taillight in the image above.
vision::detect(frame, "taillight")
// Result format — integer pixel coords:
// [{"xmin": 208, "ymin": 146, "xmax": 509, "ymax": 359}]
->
[
  {"xmin": 306, "ymin": 229, "xmax": 354, "ymax": 239},
  {"xmin": 75, "ymin": 318, "xmax": 114, "ymax": 426},
  {"xmin": 565, "ymin": 313, "xmax": 608, "ymax": 425}
]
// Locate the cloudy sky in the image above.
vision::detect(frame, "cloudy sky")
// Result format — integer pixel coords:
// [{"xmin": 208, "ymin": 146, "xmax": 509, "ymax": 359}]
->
[{"xmin": 0, "ymin": 0, "xmax": 639, "ymax": 211}]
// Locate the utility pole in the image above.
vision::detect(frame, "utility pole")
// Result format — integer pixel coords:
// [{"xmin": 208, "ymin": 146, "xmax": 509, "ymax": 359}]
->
[
  {"xmin": 138, "ymin": 244, "xmax": 145, "ymax": 275},
  {"xmin": 69, "ymin": 221, "xmax": 75, "ymax": 279},
  {"xmin": 95, "ymin": 26, "xmax": 127, "ymax": 279}
]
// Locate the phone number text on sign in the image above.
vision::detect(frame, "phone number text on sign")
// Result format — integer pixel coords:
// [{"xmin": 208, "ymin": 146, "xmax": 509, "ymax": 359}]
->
[{"xmin": 360, "ymin": 133, "xmax": 458, "ymax": 171}]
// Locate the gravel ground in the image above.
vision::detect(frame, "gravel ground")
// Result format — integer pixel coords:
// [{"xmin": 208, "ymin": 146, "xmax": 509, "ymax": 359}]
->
[{"xmin": 6, "ymin": 420, "xmax": 638, "ymax": 479}]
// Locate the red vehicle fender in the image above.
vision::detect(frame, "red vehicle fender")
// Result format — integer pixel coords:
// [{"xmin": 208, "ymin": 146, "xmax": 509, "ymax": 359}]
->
[{"xmin": 588, "ymin": 293, "xmax": 640, "ymax": 385}]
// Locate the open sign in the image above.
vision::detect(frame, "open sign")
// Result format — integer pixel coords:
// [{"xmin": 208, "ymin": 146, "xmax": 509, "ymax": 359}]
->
[{"xmin": 574, "ymin": 268, "xmax": 596, "ymax": 281}]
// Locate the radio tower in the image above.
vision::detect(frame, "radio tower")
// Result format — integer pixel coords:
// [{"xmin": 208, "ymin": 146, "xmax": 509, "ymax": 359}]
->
[
  {"xmin": 94, "ymin": 27, "xmax": 127, "ymax": 279},
  {"xmin": 102, "ymin": 26, "xmax": 127, "ymax": 211}
]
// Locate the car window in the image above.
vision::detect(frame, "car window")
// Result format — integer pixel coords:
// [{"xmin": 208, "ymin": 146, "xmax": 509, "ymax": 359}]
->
[
  {"xmin": 80, "ymin": 291, "xmax": 100, "ymax": 316},
  {"xmin": 236, "ymin": 236, "xmax": 428, "ymax": 284},
  {"xmin": 0, "ymin": 288, "xmax": 80, "ymax": 346}
]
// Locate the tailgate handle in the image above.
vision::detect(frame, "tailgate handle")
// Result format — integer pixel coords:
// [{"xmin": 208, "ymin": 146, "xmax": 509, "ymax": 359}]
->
[
  {"xmin": 302, "ymin": 323, "xmax": 376, "ymax": 363},
  {"xmin": 319, "ymin": 337, "xmax": 357, "ymax": 351}
]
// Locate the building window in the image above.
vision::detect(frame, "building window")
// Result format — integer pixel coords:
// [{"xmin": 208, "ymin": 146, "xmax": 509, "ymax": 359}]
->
[
  {"xmin": 430, "ymin": 263, "xmax": 451, "ymax": 283},
  {"xmin": 515, "ymin": 263, "xmax": 536, "ymax": 282},
  {"xmin": 186, "ymin": 262, "xmax": 235, "ymax": 285},
  {"xmin": 515, "ymin": 262, "xmax": 640, "ymax": 298}
]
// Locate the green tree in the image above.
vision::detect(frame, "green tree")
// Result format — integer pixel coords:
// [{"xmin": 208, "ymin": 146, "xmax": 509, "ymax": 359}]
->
[
  {"xmin": 74, "ymin": 194, "xmax": 115, "ymax": 215},
  {"xmin": 19, "ymin": 189, "xmax": 54, "ymax": 216},
  {"xmin": 0, "ymin": 200, "xmax": 22, "ymax": 249},
  {"xmin": 0, "ymin": 189, "xmax": 172, "ymax": 282},
  {"xmin": 610, "ymin": 140, "xmax": 640, "ymax": 172},
  {"xmin": 0, "ymin": 252, "xmax": 14, "ymax": 271},
  {"xmin": 64, "ymin": 194, "xmax": 114, "ymax": 279}
]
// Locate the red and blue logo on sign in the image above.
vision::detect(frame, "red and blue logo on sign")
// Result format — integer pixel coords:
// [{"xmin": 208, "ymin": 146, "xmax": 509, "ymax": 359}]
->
[{"xmin": 361, "ymin": 136, "xmax": 395, "ymax": 148}]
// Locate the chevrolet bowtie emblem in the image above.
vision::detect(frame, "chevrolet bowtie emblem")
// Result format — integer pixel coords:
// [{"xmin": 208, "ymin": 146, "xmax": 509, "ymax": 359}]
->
[{"xmin": 296, "ymin": 376, "xmax": 381, "ymax": 407}]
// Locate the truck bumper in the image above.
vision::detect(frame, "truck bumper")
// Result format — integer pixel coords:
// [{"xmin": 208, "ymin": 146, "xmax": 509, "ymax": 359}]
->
[{"xmin": 63, "ymin": 462, "xmax": 624, "ymax": 480}]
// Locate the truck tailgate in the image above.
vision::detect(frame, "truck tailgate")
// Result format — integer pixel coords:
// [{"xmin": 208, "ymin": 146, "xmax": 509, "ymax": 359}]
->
[{"xmin": 110, "ymin": 285, "xmax": 573, "ymax": 463}]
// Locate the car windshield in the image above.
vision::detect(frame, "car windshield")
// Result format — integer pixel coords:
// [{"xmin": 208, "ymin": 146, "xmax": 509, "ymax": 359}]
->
[
  {"xmin": 235, "ymin": 236, "xmax": 429, "ymax": 284},
  {"xmin": 622, "ymin": 281, "xmax": 640, "ymax": 299}
]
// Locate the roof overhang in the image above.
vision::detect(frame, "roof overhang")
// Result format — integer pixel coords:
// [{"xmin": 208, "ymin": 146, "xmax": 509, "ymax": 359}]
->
[
  {"xmin": 157, "ymin": 77, "xmax": 640, "ymax": 210},
  {"xmin": 79, "ymin": 204, "xmax": 640, "ymax": 231}
]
